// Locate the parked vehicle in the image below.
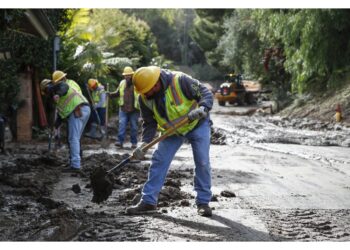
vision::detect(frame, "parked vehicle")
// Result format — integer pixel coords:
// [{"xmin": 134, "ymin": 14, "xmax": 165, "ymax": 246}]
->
[{"xmin": 215, "ymin": 73, "xmax": 269, "ymax": 106}]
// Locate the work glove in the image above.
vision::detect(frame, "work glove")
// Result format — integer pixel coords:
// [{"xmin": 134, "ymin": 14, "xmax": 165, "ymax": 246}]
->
[
  {"xmin": 132, "ymin": 142, "xmax": 147, "ymax": 160},
  {"xmin": 53, "ymin": 94, "xmax": 60, "ymax": 103},
  {"xmin": 188, "ymin": 106, "xmax": 208, "ymax": 122}
]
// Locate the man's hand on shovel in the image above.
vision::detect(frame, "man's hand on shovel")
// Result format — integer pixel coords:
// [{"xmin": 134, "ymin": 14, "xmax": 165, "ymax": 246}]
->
[
  {"xmin": 188, "ymin": 106, "xmax": 208, "ymax": 121},
  {"xmin": 132, "ymin": 142, "xmax": 148, "ymax": 161}
]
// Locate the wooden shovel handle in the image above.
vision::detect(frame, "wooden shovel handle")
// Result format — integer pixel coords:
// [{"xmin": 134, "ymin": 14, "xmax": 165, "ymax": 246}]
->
[
  {"xmin": 106, "ymin": 117, "xmax": 190, "ymax": 174},
  {"xmin": 141, "ymin": 117, "xmax": 189, "ymax": 152}
]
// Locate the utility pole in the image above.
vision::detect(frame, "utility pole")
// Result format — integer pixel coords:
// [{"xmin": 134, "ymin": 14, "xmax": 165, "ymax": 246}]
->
[{"xmin": 53, "ymin": 36, "xmax": 60, "ymax": 71}]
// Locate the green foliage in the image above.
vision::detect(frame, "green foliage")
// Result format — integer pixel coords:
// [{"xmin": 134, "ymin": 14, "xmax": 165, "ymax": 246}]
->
[
  {"xmin": 58, "ymin": 9, "xmax": 158, "ymax": 86},
  {"xmin": 191, "ymin": 9, "xmax": 234, "ymax": 69},
  {"xmin": 216, "ymin": 9, "xmax": 263, "ymax": 76},
  {"xmin": 150, "ymin": 55, "xmax": 174, "ymax": 69},
  {"xmin": 210, "ymin": 8, "xmax": 350, "ymax": 104},
  {"xmin": 0, "ymin": 60, "xmax": 19, "ymax": 113},
  {"xmin": 191, "ymin": 63, "xmax": 221, "ymax": 81},
  {"xmin": 253, "ymin": 9, "xmax": 350, "ymax": 94},
  {"xmin": 0, "ymin": 9, "xmax": 68, "ymax": 113},
  {"xmin": 125, "ymin": 9, "xmax": 207, "ymax": 66}
]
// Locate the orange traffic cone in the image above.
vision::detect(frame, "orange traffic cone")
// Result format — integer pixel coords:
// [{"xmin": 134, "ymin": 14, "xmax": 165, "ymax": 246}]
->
[{"xmin": 335, "ymin": 104, "xmax": 342, "ymax": 122}]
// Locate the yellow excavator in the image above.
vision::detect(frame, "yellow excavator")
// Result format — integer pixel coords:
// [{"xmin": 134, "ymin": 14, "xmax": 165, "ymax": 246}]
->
[{"xmin": 215, "ymin": 73, "xmax": 268, "ymax": 106}]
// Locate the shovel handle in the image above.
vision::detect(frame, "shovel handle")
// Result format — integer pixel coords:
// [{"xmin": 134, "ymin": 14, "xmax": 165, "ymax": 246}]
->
[
  {"xmin": 106, "ymin": 117, "xmax": 190, "ymax": 174},
  {"xmin": 141, "ymin": 117, "xmax": 189, "ymax": 152},
  {"xmin": 107, "ymin": 156, "xmax": 131, "ymax": 174}
]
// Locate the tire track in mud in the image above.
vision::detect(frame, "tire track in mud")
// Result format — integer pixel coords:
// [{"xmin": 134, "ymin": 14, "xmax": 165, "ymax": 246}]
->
[
  {"xmin": 210, "ymin": 112, "xmax": 350, "ymax": 241},
  {"xmin": 236, "ymin": 198, "xmax": 350, "ymax": 241},
  {"xmin": 255, "ymin": 208, "xmax": 350, "ymax": 241},
  {"xmin": 73, "ymin": 215, "xmax": 150, "ymax": 241}
]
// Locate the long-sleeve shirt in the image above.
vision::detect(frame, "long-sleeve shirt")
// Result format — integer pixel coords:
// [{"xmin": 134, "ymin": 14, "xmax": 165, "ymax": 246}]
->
[
  {"xmin": 94, "ymin": 85, "xmax": 107, "ymax": 109},
  {"xmin": 109, "ymin": 78, "xmax": 136, "ymax": 113},
  {"xmin": 139, "ymin": 69, "xmax": 213, "ymax": 143}
]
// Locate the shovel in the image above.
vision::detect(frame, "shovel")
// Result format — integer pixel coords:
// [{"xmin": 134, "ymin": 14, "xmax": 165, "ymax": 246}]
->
[{"xmin": 90, "ymin": 116, "xmax": 190, "ymax": 204}]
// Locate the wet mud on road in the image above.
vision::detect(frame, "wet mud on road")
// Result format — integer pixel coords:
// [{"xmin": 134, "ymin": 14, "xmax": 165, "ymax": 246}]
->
[{"xmin": 1, "ymin": 101, "xmax": 350, "ymax": 241}]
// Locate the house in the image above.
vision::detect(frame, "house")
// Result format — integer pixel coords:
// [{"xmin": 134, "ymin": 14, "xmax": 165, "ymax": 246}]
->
[{"xmin": 1, "ymin": 9, "xmax": 56, "ymax": 141}]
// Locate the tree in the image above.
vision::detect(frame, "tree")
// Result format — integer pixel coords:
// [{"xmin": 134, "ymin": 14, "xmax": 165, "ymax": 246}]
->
[
  {"xmin": 254, "ymin": 9, "xmax": 350, "ymax": 94},
  {"xmin": 58, "ymin": 9, "xmax": 159, "ymax": 85},
  {"xmin": 191, "ymin": 9, "xmax": 233, "ymax": 68}
]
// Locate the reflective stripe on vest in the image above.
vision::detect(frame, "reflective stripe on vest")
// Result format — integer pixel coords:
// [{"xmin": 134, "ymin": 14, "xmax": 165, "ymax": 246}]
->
[
  {"xmin": 56, "ymin": 87, "xmax": 87, "ymax": 119},
  {"xmin": 66, "ymin": 79, "xmax": 82, "ymax": 94},
  {"xmin": 141, "ymin": 73, "xmax": 198, "ymax": 135},
  {"xmin": 118, "ymin": 80, "xmax": 140, "ymax": 110}
]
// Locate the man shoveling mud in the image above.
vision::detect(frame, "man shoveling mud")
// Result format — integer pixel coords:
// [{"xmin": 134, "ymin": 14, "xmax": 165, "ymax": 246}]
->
[
  {"xmin": 40, "ymin": 73, "xmax": 91, "ymax": 173},
  {"xmin": 127, "ymin": 66, "xmax": 214, "ymax": 217}
]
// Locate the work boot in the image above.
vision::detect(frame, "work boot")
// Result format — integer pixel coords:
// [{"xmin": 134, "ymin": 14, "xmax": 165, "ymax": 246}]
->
[
  {"xmin": 85, "ymin": 123, "xmax": 101, "ymax": 139},
  {"xmin": 125, "ymin": 201, "xmax": 157, "ymax": 215},
  {"xmin": 131, "ymin": 144, "xmax": 137, "ymax": 149},
  {"xmin": 115, "ymin": 141, "xmax": 123, "ymax": 148},
  {"xmin": 197, "ymin": 204, "xmax": 212, "ymax": 217},
  {"xmin": 62, "ymin": 167, "xmax": 86, "ymax": 177}
]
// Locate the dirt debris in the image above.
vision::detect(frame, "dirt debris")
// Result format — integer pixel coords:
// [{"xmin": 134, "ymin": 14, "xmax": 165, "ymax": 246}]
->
[
  {"xmin": 220, "ymin": 190, "xmax": 236, "ymax": 198},
  {"xmin": 3, "ymin": 105, "xmax": 350, "ymax": 242},
  {"xmin": 210, "ymin": 127, "xmax": 227, "ymax": 145},
  {"xmin": 72, "ymin": 184, "xmax": 81, "ymax": 194}
]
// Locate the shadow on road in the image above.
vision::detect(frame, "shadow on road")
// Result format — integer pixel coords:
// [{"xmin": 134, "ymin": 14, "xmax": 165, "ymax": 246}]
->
[{"xmin": 147, "ymin": 212, "xmax": 287, "ymax": 241}]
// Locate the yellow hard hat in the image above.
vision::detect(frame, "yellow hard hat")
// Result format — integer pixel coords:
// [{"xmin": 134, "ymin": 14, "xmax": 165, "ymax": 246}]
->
[
  {"xmin": 122, "ymin": 66, "xmax": 134, "ymax": 76},
  {"xmin": 88, "ymin": 79, "xmax": 98, "ymax": 90},
  {"xmin": 52, "ymin": 70, "xmax": 67, "ymax": 83},
  {"xmin": 40, "ymin": 79, "xmax": 51, "ymax": 95},
  {"xmin": 132, "ymin": 66, "xmax": 161, "ymax": 94}
]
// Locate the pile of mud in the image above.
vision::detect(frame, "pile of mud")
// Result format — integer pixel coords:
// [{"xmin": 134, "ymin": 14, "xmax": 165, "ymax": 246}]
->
[
  {"xmin": 266, "ymin": 117, "xmax": 348, "ymax": 131},
  {"xmin": 214, "ymin": 115, "xmax": 350, "ymax": 147},
  {"xmin": 0, "ymin": 150, "xmax": 80, "ymax": 240},
  {"xmin": 83, "ymin": 152, "xmax": 192, "ymax": 208},
  {"xmin": 0, "ymin": 148, "xmax": 200, "ymax": 241},
  {"xmin": 0, "ymin": 151, "xmax": 65, "ymax": 198}
]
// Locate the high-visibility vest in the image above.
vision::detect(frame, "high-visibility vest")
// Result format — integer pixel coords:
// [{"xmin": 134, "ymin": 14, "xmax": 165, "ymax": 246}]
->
[
  {"xmin": 92, "ymin": 83, "xmax": 106, "ymax": 108},
  {"xmin": 66, "ymin": 79, "xmax": 82, "ymax": 94},
  {"xmin": 141, "ymin": 73, "xmax": 198, "ymax": 135},
  {"xmin": 56, "ymin": 86, "xmax": 88, "ymax": 119},
  {"xmin": 118, "ymin": 80, "xmax": 139, "ymax": 110}
]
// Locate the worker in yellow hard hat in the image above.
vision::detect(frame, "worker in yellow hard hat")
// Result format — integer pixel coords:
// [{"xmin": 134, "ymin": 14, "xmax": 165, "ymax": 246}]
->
[
  {"xmin": 52, "ymin": 70, "xmax": 82, "ymax": 94},
  {"xmin": 108, "ymin": 66, "xmax": 140, "ymax": 149},
  {"xmin": 125, "ymin": 66, "xmax": 213, "ymax": 217},
  {"xmin": 44, "ymin": 71, "xmax": 90, "ymax": 172},
  {"xmin": 85, "ymin": 78, "xmax": 107, "ymax": 139}
]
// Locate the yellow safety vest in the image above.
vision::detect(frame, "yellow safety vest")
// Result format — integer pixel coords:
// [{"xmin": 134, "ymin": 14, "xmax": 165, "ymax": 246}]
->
[
  {"xmin": 141, "ymin": 73, "xmax": 198, "ymax": 135},
  {"xmin": 66, "ymin": 79, "xmax": 82, "ymax": 94},
  {"xmin": 92, "ymin": 83, "xmax": 106, "ymax": 108},
  {"xmin": 118, "ymin": 80, "xmax": 139, "ymax": 110},
  {"xmin": 56, "ymin": 86, "xmax": 88, "ymax": 119}
]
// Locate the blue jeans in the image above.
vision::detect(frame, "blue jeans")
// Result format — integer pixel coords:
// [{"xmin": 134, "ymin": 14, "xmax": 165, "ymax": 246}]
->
[
  {"xmin": 91, "ymin": 107, "xmax": 106, "ymax": 126},
  {"xmin": 118, "ymin": 109, "xmax": 139, "ymax": 145},
  {"xmin": 68, "ymin": 105, "xmax": 90, "ymax": 168},
  {"xmin": 141, "ymin": 118, "xmax": 212, "ymax": 205}
]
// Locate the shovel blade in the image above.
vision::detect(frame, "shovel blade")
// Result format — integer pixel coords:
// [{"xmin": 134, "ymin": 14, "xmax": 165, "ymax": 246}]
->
[{"xmin": 90, "ymin": 166, "xmax": 115, "ymax": 204}]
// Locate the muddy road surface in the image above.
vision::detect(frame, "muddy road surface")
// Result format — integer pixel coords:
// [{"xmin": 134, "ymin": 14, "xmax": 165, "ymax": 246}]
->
[{"xmin": 1, "ymin": 101, "xmax": 350, "ymax": 241}]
